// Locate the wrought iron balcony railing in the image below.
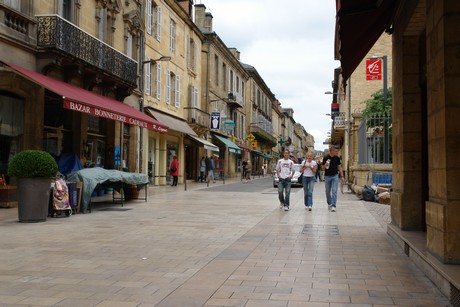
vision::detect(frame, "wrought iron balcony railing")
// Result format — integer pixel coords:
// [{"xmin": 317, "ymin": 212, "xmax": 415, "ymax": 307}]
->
[
  {"xmin": 249, "ymin": 124, "xmax": 277, "ymax": 146},
  {"xmin": 36, "ymin": 14, "xmax": 137, "ymax": 86}
]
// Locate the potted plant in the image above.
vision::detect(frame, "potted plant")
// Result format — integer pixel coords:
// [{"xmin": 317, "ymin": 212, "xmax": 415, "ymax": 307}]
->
[{"xmin": 8, "ymin": 150, "xmax": 58, "ymax": 222}]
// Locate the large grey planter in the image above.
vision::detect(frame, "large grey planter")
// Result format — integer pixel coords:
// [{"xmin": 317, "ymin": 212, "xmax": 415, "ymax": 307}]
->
[{"xmin": 17, "ymin": 177, "xmax": 51, "ymax": 223}]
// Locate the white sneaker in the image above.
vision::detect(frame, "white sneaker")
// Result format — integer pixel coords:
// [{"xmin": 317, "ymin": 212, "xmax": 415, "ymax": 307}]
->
[
  {"xmin": 331, "ymin": 207, "xmax": 336, "ymax": 212},
  {"xmin": 280, "ymin": 203, "xmax": 284, "ymax": 209},
  {"xmin": 283, "ymin": 206, "xmax": 289, "ymax": 211},
  {"xmin": 308, "ymin": 206, "xmax": 312, "ymax": 211}
]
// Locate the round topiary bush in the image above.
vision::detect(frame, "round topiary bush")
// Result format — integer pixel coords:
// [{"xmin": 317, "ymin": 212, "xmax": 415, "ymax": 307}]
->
[{"xmin": 8, "ymin": 150, "xmax": 58, "ymax": 178}]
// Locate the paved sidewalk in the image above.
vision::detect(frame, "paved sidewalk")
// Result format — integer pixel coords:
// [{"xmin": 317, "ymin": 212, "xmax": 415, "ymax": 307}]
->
[{"xmin": 0, "ymin": 177, "xmax": 451, "ymax": 306}]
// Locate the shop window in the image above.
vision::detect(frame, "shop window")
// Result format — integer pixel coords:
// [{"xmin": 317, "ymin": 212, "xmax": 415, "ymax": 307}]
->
[
  {"xmin": 0, "ymin": 92, "xmax": 24, "ymax": 181},
  {"xmin": 148, "ymin": 137, "xmax": 156, "ymax": 182},
  {"xmin": 88, "ymin": 115, "xmax": 100, "ymax": 132},
  {"xmin": 44, "ymin": 128, "xmax": 71, "ymax": 158},
  {"xmin": 85, "ymin": 138, "xmax": 105, "ymax": 168},
  {"xmin": 85, "ymin": 115, "xmax": 107, "ymax": 168}
]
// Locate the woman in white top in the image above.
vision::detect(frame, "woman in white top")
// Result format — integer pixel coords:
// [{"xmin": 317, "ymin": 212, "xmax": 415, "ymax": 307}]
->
[{"xmin": 300, "ymin": 152, "xmax": 318, "ymax": 210}]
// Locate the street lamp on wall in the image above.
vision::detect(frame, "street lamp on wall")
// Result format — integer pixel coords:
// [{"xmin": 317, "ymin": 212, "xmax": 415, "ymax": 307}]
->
[
  {"xmin": 142, "ymin": 56, "xmax": 172, "ymax": 66},
  {"xmin": 138, "ymin": 55, "xmax": 171, "ymax": 172}
]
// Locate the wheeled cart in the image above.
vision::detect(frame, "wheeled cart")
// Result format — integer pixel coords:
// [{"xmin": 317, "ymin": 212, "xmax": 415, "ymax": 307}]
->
[{"xmin": 49, "ymin": 178, "xmax": 72, "ymax": 217}]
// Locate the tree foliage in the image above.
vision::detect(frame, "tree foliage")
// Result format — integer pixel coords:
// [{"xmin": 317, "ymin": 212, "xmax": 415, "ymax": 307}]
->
[{"xmin": 362, "ymin": 88, "xmax": 392, "ymax": 117}]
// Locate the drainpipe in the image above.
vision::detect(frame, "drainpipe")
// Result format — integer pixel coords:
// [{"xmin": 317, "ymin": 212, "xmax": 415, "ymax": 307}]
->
[
  {"xmin": 347, "ymin": 76, "xmax": 351, "ymax": 181},
  {"xmin": 204, "ymin": 39, "xmax": 210, "ymax": 114},
  {"xmin": 138, "ymin": 30, "xmax": 145, "ymax": 173}
]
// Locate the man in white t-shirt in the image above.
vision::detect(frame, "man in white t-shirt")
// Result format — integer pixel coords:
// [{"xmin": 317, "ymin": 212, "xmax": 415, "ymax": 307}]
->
[{"xmin": 275, "ymin": 150, "xmax": 295, "ymax": 211}]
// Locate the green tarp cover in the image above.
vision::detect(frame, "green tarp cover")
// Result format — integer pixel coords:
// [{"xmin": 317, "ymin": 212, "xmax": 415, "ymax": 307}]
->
[{"xmin": 67, "ymin": 167, "xmax": 149, "ymax": 213}]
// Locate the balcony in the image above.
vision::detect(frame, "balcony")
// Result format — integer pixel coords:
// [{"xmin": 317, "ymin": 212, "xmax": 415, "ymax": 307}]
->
[
  {"xmin": 36, "ymin": 15, "xmax": 137, "ymax": 86},
  {"xmin": 225, "ymin": 92, "xmax": 243, "ymax": 110},
  {"xmin": 1, "ymin": 5, "xmax": 37, "ymax": 46},
  {"xmin": 333, "ymin": 112, "xmax": 346, "ymax": 130},
  {"xmin": 249, "ymin": 124, "xmax": 277, "ymax": 147},
  {"xmin": 184, "ymin": 107, "xmax": 210, "ymax": 135}
]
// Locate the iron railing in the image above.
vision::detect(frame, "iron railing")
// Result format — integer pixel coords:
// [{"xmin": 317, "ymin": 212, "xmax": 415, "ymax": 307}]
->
[
  {"xmin": 36, "ymin": 14, "xmax": 137, "ymax": 86},
  {"xmin": 249, "ymin": 124, "xmax": 277, "ymax": 146},
  {"xmin": 358, "ymin": 113, "xmax": 392, "ymax": 164},
  {"xmin": 333, "ymin": 112, "xmax": 346, "ymax": 129}
]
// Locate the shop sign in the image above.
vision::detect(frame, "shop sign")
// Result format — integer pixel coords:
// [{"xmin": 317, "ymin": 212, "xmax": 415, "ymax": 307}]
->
[
  {"xmin": 366, "ymin": 58, "xmax": 382, "ymax": 80},
  {"xmin": 223, "ymin": 120, "xmax": 235, "ymax": 131}
]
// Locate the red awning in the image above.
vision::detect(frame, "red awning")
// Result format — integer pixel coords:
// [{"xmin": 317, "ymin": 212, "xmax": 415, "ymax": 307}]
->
[
  {"xmin": 336, "ymin": 0, "xmax": 398, "ymax": 81},
  {"xmin": 1, "ymin": 61, "xmax": 168, "ymax": 133}
]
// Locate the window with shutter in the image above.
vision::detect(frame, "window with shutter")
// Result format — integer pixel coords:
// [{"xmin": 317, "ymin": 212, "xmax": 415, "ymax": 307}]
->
[
  {"xmin": 156, "ymin": 6, "xmax": 162, "ymax": 41},
  {"xmin": 155, "ymin": 64, "xmax": 161, "ymax": 99},
  {"xmin": 147, "ymin": 0, "xmax": 152, "ymax": 35},
  {"xmin": 169, "ymin": 19, "xmax": 176, "ymax": 52},
  {"xmin": 174, "ymin": 75, "xmax": 180, "ymax": 107},
  {"xmin": 166, "ymin": 70, "xmax": 171, "ymax": 104},
  {"xmin": 193, "ymin": 87, "xmax": 198, "ymax": 108},
  {"xmin": 145, "ymin": 58, "xmax": 151, "ymax": 96}
]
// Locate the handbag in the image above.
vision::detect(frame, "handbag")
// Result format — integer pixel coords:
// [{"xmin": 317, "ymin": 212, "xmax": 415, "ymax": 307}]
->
[{"xmin": 171, "ymin": 167, "xmax": 177, "ymax": 173}]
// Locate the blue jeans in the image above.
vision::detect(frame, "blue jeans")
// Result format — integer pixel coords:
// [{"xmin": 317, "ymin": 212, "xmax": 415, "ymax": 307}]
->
[
  {"xmin": 325, "ymin": 174, "xmax": 339, "ymax": 208},
  {"xmin": 208, "ymin": 169, "xmax": 215, "ymax": 182},
  {"xmin": 302, "ymin": 176, "xmax": 315, "ymax": 207},
  {"xmin": 278, "ymin": 178, "xmax": 292, "ymax": 207}
]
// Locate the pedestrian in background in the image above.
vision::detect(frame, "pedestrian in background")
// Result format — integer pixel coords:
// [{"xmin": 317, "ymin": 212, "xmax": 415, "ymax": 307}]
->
[
  {"xmin": 169, "ymin": 155, "xmax": 179, "ymax": 186},
  {"xmin": 322, "ymin": 146, "xmax": 345, "ymax": 212},
  {"xmin": 315, "ymin": 158, "xmax": 322, "ymax": 182},
  {"xmin": 207, "ymin": 156, "xmax": 216, "ymax": 183},
  {"xmin": 242, "ymin": 159, "xmax": 247, "ymax": 180},
  {"xmin": 244, "ymin": 159, "xmax": 252, "ymax": 182},
  {"xmin": 199, "ymin": 157, "xmax": 206, "ymax": 182},
  {"xmin": 300, "ymin": 152, "xmax": 317, "ymax": 211},
  {"xmin": 275, "ymin": 150, "xmax": 294, "ymax": 211},
  {"xmin": 271, "ymin": 161, "xmax": 276, "ymax": 177}
]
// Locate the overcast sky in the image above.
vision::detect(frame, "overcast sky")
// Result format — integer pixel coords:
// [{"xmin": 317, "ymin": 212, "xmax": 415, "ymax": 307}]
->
[{"xmin": 196, "ymin": 0, "xmax": 339, "ymax": 151}]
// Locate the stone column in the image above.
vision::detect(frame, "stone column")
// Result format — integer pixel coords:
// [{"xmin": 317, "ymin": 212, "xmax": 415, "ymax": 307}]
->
[
  {"xmin": 391, "ymin": 26, "xmax": 425, "ymax": 229},
  {"xmin": 425, "ymin": 0, "xmax": 460, "ymax": 263},
  {"xmin": 158, "ymin": 137, "xmax": 168, "ymax": 186}
]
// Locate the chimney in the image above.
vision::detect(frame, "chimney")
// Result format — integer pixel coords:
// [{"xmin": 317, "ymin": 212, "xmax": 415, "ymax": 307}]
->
[
  {"xmin": 228, "ymin": 48, "xmax": 240, "ymax": 61},
  {"xmin": 194, "ymin": 4, "xmax": 213, "ymax": 31},
  {"xmin": 177, "ymin": 0, "xmax": 193, "ymax": 16}
]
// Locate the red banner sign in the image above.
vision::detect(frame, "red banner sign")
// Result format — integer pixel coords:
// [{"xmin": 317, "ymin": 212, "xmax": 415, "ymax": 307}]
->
[
  {"xmin": 64, "ymin": 100, "xmax": 168, "ymax": 133},
  {"xmin": 366, "ymin": 58, "xmax": 382, "ymax": 80}
]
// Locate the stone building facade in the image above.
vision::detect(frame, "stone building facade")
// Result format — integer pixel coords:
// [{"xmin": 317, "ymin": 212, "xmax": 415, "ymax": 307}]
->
[
  {"xmin": 194, "ymin": 4, "xmax": 249, "ymax": 178},
  {"xmin": 0, "ymin": 0, "xmax": 167, "ymax": 180}
]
